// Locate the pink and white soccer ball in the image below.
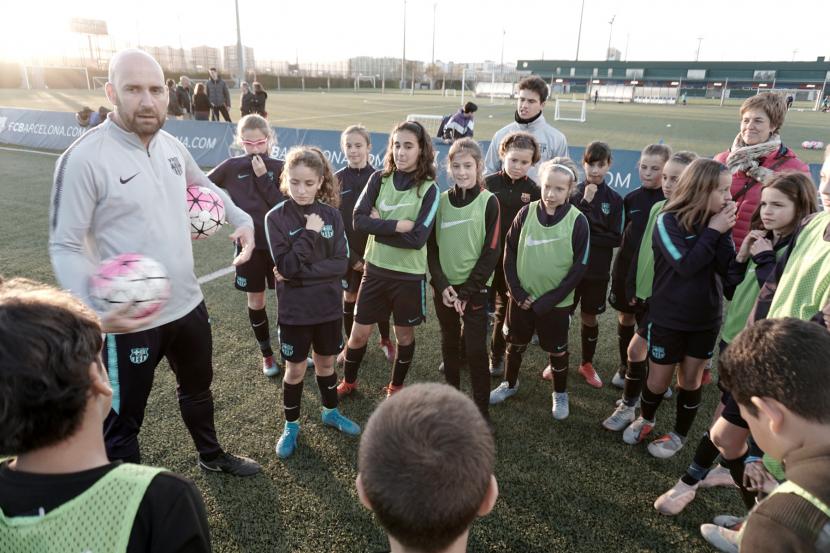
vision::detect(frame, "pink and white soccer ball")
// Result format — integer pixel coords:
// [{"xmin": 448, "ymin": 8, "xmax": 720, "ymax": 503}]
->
[
  {"xmin": 187, "ymin": 186, "xmax": 225, "ymax": 239},
  {"xmin": 801, "ymin": 140, "xmax": 826, "ymax": 150},
  {"xmin": 89, "ymin": 254, "xmax": 171, "ymax": 319}
]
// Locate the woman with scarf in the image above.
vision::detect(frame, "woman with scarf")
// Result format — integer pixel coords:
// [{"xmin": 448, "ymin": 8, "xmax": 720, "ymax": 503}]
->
[{"xmin": 715, "ymin": 92, "xmax": 809, "ymax": 249}]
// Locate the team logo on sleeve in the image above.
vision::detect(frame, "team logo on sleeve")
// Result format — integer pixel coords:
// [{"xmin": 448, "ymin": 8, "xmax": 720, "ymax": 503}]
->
[
  {"xmin": 651, "ymin": 345, "xmax": 666, "ymax": 360},
  {"xmin": 521, "ymin": 192, "xmax": 531, "ymax": 203},
  {"xmin": 168, "ymin": 157, "xmax": 183, "ymax": 176},
  {"xmin": 129, "ymin": 347, "xmax": 150, "ymax": 364},
  {"xmin": 601, "ymin": 202, "xmax": 611, "ymax": 215},
  {"xmin": 321, "ymin": 224, "xmax": 334, "ymax": 239}
]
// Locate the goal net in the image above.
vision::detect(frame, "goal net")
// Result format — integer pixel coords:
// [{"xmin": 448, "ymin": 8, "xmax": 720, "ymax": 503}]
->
[
  {"xmin": 92, "ymin": 76, "xmax": 108, "ymax": 90},
  {"xmin": 474, "ymin": 82, "xmax": 515, "ymax": 99},
  {"xmin": 443, "ymin": 88, "xmax": 458, "ymax": 97},
  {"xmin": 406, "ymin": 114, "xmax": 446, "ymax": 138},
  {"xmin": 354, "ymin": 75, "xmax": 376, "ymax": 90},
  {"xmin": 554, "ymin": 99, "xmax": 586, "ymax": 123}
]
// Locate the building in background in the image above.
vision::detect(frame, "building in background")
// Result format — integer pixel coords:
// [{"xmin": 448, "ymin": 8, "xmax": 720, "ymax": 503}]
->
[{"xmin": 191, "ymin": 46, "xmax": 220, "ymax": 74}]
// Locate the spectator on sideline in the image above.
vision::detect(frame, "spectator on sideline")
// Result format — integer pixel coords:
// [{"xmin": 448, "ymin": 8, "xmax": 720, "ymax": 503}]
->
[
  {"xmin": 484, "ymin": 76, "xmax": 568, "ymax": 182},
  {"xmin": 356, "ymin": 383, "xmax": 498, "ymax": 553},
  {"xmin": 252, "ymin": 81, "xmax": 268, "ymax": 117},
  {"xmin": 166, "ymin": 78, "xmax": 183, "ymax": 119},
  {"xmin": 206, "ymin": 67, "xmax": 231, "ymax": 122},
  {"xmin": 49, "ymin": 48, "xmax": 259, "ymax": 475},
  {"xmin": 240, "ymin": 82, "xmax": 255, "ymax": 117},
  {"xmin": 193, "ymin": 82, "xmax": 211, "ymax": 121},
  {"xmin": 177, "ymin": 76, "xmax": 193, "ymax": 119},
  {"xmin": 0, "ymin": 277, "xmax": 212, "ymax": 552}
]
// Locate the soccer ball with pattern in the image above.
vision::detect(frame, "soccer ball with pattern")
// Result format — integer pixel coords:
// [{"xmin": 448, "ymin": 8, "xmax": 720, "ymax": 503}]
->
[
  {"xmin": 89, "ymin": 254, "xmax": 171, "ymax": 319},
  {"xmin": 187, "ymin": 186, "xmax": 225, "ymax": 239},
  {"xmin": 801, "ymin": 140, "xmax": 825, "ymax": 150}
]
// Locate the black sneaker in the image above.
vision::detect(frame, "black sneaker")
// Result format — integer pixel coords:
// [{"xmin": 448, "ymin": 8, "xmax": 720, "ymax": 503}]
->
[{"xmin": 198, "ymin": 452, "xmax": 261, "ymax": 476}]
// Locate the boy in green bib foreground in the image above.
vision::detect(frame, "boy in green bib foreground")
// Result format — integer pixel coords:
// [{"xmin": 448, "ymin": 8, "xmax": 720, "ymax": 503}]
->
[{"xmin": 0, "ymin": 278, "xmax": 210, "ymax": 552}]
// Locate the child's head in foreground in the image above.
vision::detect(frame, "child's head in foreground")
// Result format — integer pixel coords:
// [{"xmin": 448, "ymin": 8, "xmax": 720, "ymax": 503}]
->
[{"xmin": 357, "ymin": 383, "xmax": 498, "ymax": 553}]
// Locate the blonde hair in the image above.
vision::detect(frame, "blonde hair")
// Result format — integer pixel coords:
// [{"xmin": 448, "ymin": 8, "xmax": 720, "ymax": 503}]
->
[
  {"xmin": 641, "ymin": 143, "xmax": 672, "ymax": 163},
  {"xmin": 236, "ymin": 114, "xmax": 275, "ymax": 150},
  {"xmin": 664, "ymin": 158, "xmax": 729, "ymax": 231},
  {"xmin": 741, "ymin": 92, "xmax": 787, "ymax": 134},
  {"xmin": 447, "ymin": 138, "xmax": 485, "ymax": 188},
  {"xmin": 538, "ymin": 156, "xmax": 579, "ymax": 191},
  {"xmin": 341, "ymin": 124, "xmax": 371, "ymax": 148},
  {"xmin": 280, "ymin": 146, "xmax": 340, "ymax": 208}
]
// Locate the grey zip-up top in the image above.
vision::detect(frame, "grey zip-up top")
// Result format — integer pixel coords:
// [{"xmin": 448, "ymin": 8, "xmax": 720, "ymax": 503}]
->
[
  {"xmin": 48, "ymin": 115, "xmax": 253, "ymax": 332},
  {"xmin": 483, "ymin": 113, "xmax": 568, "ymax": 182}
]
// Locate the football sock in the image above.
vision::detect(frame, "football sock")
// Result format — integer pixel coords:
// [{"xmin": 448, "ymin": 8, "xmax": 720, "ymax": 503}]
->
[
  {"xmin": 283, "ymin": 381, "xmax": 303, "ymax": 422},
  {"xmin": 248, "ymin": 307, "xmax": 273, "ymax": 357},
  {"xmin": 391, "ymin": 342, "xmax": 415, "ymax": 386},
  {"xmin": 681, "ymin": 431, "xmax": 721, "ymax": 486},
  {"xmin": 343, "ymin": 345, "xmax": 367, "ymax": 384},
  {"xmin": 623, "ymin": 360, "xmax": 647, "ymax": 407},
  {"xmin": 377, "ymin": 319, "xmax": 391, "ymax": 341},
  {"xmin": 581, "ymin": 324, "xmax": 598, "ymax": 364},
  {"xmin": 722, "ymin": 451, "xmax": 756, "ymax": 509},
  {"xmin": 550, "ymin": 352, "xmax": 569, "ymax": 393},
  {"xmin": 639, "ymin": 383, "xmax": 664, "ymax": 422},
  {"xmin": 316, "ymin": 373, "xmax": 338, "ymax": 410},
  {"xmin": 675, "ymin": 386, "xmax": 703, "ymax": 437},
  {"xmin": 618, "ymin": 323, "xmax": 635, "ymax": 367},
  {"xmin": 343, "ymin": 301, "xmax": 355, "ymax": 339},
  {"xmin": 505, "ymin": 343, "xmax": 525, "ymax": 388}
]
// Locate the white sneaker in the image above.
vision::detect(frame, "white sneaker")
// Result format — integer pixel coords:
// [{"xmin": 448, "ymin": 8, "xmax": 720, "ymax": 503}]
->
[
  {"xmin": 648, "ymin": 432, "xmax": 686, "ymax": 459},
  {"xmin": 712, "ymin": 514, "xmax": 745, "ymax": 529},
  {"xmin": 551, "ymin": 392, "xmax": 569, "ymax": 420},
  {"xmin": 531, "ymin": 333, "xmax": 540, "ymax": 345},
  {"xmin": 611, "ymin": 371, "xmax": 626, "ymax": 389},
  {"xmin": 623, "ymin": 416, "xmax": 655, "ymax": 445},
  {"xmin": 663, "ymin": 387, "xmax": 674, "ymax": 399},
  {"xmin": 602, "ymin": 403, "xmax": 636, "ymax": 431},
  {"xmin": 700, "ymin": 465, "xmax": 738, "ymax": 489},
  {"xmin": 654, "ymin": 479, "xmax": 698, "ymax": 515},
  {"xmin": 489, "ymin": 381, "xmax": 518, "ymax": 404},
  {"xmin": 700, "ymin": 523, "xmax": 739, "ymax": 553}
]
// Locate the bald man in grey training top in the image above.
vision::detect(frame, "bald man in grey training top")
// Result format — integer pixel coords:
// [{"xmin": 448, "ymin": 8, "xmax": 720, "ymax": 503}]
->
[{"xmin": 48, "ymin": 49, "xmax": 261, "ymax": 476}]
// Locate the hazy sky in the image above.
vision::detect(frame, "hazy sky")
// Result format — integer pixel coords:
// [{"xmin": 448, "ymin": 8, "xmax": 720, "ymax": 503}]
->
[{"xmin": 4, "ymin": 0, "xmax": 829, "ymax": 65}]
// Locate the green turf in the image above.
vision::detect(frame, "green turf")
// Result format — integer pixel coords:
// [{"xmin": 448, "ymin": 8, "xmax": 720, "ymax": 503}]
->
[
  {"xmin": 2, "ymin": 88, "xmax": 827, "ymax": 164},
  {"xmin": 1, "ymin": 147, "xmax": 746, "ymax": 552}
]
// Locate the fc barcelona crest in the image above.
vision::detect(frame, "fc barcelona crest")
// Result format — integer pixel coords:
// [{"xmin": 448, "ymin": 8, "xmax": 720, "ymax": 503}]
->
[
  {"xmin": 601, "ymin": 202, "xmax": 611, "ymax": 215},
  {"xmin": 521, "ymin": 192, "xmax": 531, "ymax": 203},
  {"xmin": 321, "ymin": 224, "xmax": 334, "ymax": 239},
  {"xmin": 168, "ymin": 156, "xmax": 183, "ymax": 176},
  {"xmin": 130, "ymin": 347, "xmax": 150, "ymax": 364},
  {"xmin": 651, "ymin": 345, "xmax": 666, "ymax": 360}
]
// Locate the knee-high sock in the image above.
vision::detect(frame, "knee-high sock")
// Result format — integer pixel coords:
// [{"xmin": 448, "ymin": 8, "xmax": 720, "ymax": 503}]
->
[
  {"xmin": 504, "ymin": 344, "xmax": 525, "ymax": 388},
  {"xmin": 681, "ymin": 431, "xmax": 721, "ymax": 486},
  {"xmin": 283, "ymin": 381, "xmax": 303, "ymax": 422},
  {"xmin": 581, "ymin": 324, "xmax": 599, "ymax": 364},
  {"xmin": 248, "ymin": 307, "xmax": 273, "ymax": 357},
  {"xmin": 722, "ymin": 452, "xmax": 756, "ymax": 509},
  {"xmin": 675, "ymin": 386, "xmax": 703, "ymax": 437},
  {"xmin": 550, "ymin": 352, "xmax": 569, "ymax": 393},
  {"xmin": 623, "ymin": 360, "xmax": 647, "ymax": 406},
  {"xmin": 343, "ymin": 301, "xmax": 355, "ymax": 340},
  {"xmin": 618, "ymin": 323, "xmax": 634, "ymax": 367},
  {"xmin": 316, "ymin": 373, "xmax": 338, "ymax": 410},
  {"xmin": 343, "ymin": 345, "xmax": 367, "ymax": 384},
  {"xmin": 640, "ymin": 383, "xmax": 665, "ymax": 422},
  {"xmin": 391, "ymin": 342, "xmax": 415, "ymax": 386}
]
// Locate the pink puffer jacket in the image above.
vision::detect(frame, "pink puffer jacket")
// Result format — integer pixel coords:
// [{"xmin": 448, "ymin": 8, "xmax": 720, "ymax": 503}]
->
[{"xmin": 714, "ymin": 145, "xmax": 809, "ymax": 248}]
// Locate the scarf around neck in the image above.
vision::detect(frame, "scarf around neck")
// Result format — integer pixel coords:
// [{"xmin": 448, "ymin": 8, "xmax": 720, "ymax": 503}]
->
[{"xmin": 725, "ymin": 133, "xmax": 782, "ymax": 184}]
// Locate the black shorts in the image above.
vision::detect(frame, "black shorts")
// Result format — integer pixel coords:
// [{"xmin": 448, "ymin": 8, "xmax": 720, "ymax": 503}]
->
[
  {"xmin": 354, "ymin": 274, "xmax": 426, "ymax": 327},
  {"xmin": 573, "ymin": 278, "xmax": 609, "ymax": 315},
  {"xmin": 278, "ymin": 319, "xmax": 343, "ymax": 362},
  {"xmin": 505, "ymin": 299, "xmax": 571, "ymax": 354},
  {"xmin": 608, "ymin": 274, "xmax": 646, "ymax": 315},
  {"xmin": 234, "ymin": 249, "xmax": 275, "ymax": 293},
  {"xmin": 342, "ymin": 266, "xmax": 364, "ymax": 295},
  {"xmin": 719, "ymin": 391, "xmax": 749, "ymax": 429},
  {"xmin": 647, "ymin": 324, "xmax": 719, "ymax": 365},
  {"xmin": 635, "ymin": 303, "xmax": 651, "ymax": 338}
]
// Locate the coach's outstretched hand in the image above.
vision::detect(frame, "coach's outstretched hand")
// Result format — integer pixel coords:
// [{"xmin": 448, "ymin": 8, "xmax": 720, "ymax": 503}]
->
[
  {"xmin": 101, "ymin": 302, "xmax": 161, "ymax": 334},
  {"xmin": 230, "ymin": 226, "xmax": 255, "ymax": 266}
]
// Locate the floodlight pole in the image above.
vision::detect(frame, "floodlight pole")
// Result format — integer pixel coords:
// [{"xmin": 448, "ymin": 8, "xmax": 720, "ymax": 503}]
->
[
  {"xmin": 500, "ymin": 29, "xmax": 506, "ymax": 79},
  {"xmin": 695, "ymin": 37, "xmax": 703, "ymax": 62},
  {"xmin": 401, "ymin": 0, "xmax": 407, "ymax": 89},
  {"xmin": 606, "ymin": 15, "xmax": 615, "ymax": 60},
  {"xmin": 235, "ymin": 0, "xmax": 245, "ymax": 87},
  {"xmin": 575, "ymin": 0, "xmax": 585, "ymax": 61}
]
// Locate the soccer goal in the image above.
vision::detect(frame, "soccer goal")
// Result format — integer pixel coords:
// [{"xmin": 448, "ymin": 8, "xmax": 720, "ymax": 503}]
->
[
  {"xmin": 354, "ymin": 74, "xmax": 376, "ymax": 90},
  {"xmin": 443, "ymin": 88, "xmax": 458, "ymax": 97},
  {"xmin": 406, "ymin": 114, "xmax": 446, "ymax": 138},
  {"xmin": 92, "ymin": 76, "xmax": 108, "ymax": 90},
  {"xmin": 554, "ymin": 98, "xmax": 587, "ymax": 123}
]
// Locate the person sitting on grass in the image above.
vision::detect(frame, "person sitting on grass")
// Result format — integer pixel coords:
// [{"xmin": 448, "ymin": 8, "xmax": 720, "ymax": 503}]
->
[
  {"xmin": 356, "ymin": 383, "xmax": 498, "ymax": 553},
  {"xmin": 717, "ymin": 317, "xmax": 830, "ymax": 552},
  {"xmin": 0, "ymin": 277, "xmax": 211, "ymax": 552}
]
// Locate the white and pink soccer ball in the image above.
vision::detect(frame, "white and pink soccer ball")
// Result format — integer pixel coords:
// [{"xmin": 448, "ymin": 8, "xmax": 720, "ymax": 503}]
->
[
  {"xmin": 89, "ymin": 254, "xmax": 171, "ymax": 319},
  {"xmin": 801, "ymin": 140, "xmax": 826, "ymax": 150},
  {"xmin": 187, "ymin": 186, "xmax": 225, "ymax": 239}
]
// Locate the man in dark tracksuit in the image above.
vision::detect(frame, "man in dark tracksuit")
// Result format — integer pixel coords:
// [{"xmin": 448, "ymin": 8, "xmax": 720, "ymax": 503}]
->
[
  {"xmin": 206, "ymin": 68, "xmax": 231, "ymax": 122},
  {"xmin": 484, "ymin": 170, "xmax": 539, "ymax": 376}
]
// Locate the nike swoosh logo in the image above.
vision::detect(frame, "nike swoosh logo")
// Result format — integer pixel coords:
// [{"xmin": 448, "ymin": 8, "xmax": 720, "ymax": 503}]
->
[
  {"xmin": 587, "ymin": 337, "xmax": 598, "ymax": 342},
  {"xmin": 441, "ymin": 219, "xmax": 472, "ymax": 229},
  {"xmin": 289, "ymin": 228, "xmax": 302, "ymax": 236},
  {"xmin": 119, "ymin": 173, "xmax": 139, "ymax": 184},
  {"xmin": 238, "ymin": 173, "xmax": 250, "ymax": 179},
  {"xmin": 408, "ymin": 317, "xmax": 421, "ymax": 323},
  {"xmin": 629, "ymin": 209, "xmax": 641, "ymax": 214},
  {"xmin": 526, "ymin": 236, "xmax": 562, "ymax": 247},
  {"xmin": 379, "ymin": 199, "xmax": 414, "ymax": 212},
  {"xmin": 340, "ymin": 190, "xmax": 352, "ymax": 195},
  {"xmin": 328, "ymin": 384, "xmax": 338, "ymax": 390}
]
